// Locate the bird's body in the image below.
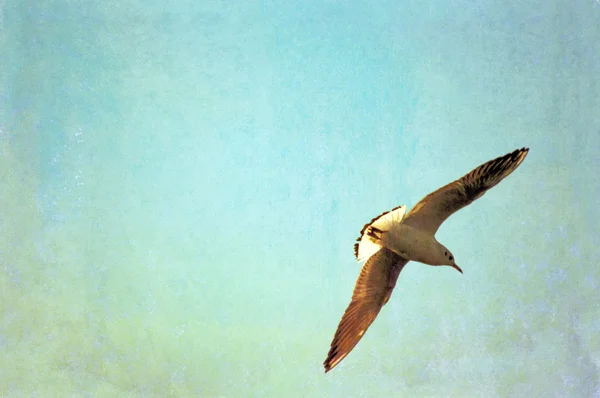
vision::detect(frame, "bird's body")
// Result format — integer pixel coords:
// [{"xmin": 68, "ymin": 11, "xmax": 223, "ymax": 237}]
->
[
  {"xmin": 374, "ymin": 223, "xmax": 450, "ymax": 266},
  {"xmin": 324, "ymin": 147, "xmax": 529, "ymax": 373}
]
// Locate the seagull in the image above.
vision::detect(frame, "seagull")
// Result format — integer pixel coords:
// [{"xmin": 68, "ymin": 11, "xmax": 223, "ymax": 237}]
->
[{"xmin": 323, "ymin": 147, "xmax": 529, "ymax": 373}]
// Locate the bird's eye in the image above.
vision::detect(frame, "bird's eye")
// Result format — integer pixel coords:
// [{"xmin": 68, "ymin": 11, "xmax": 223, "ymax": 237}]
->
[
  {"xmin": 449, "ymin": 256, "xmax": 453, "ymax": 261},
  {"xmin": 445, "ymin": 251, "xmax": 447, "ymax": 256}
]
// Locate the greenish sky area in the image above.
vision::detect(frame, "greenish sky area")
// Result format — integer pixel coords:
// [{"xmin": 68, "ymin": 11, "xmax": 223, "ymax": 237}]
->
[{"xmin": 1, "ymin": 1, "xmax": 599, "ymax": 396}]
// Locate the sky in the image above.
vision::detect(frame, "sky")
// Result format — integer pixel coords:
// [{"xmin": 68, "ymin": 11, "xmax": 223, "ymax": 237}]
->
[{"xmin": 1, "ymin": 0, "xmax": 600, "ymax": 396}]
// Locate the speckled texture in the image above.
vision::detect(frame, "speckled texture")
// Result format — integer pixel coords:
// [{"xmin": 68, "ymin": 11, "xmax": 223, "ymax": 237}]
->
[{"xmin": 1, "ymin": 1, "xmax": 599, "ymax": 396}]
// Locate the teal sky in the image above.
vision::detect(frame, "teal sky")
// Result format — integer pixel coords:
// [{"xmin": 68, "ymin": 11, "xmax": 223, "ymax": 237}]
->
[{"xmin": 2, "ymin": 1, "xmax": 599, "ymax": 396}]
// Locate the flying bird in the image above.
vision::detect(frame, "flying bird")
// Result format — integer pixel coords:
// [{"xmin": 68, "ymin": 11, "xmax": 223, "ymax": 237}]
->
[{"xmin": 323, "ymin": 147, "xmax": 529, "ymax": 373}]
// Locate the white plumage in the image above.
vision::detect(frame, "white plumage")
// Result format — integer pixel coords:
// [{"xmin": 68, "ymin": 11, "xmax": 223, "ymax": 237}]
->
[{"xmin": 324, "ymin": 147, "xmax": 529, "ymax": 373}]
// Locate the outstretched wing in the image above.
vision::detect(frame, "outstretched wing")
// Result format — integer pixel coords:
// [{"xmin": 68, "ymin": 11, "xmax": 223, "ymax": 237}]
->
[
  {"xmin": 402, "ymin": 147, "xmax": 529, "ymax": 235},
  {"xmin": 353, "ymin": 205, "xmax": 406, "ymax": 262},
  {"xmin": 324, "ymin": 248, "xmax": 409, "ymax": 373}
]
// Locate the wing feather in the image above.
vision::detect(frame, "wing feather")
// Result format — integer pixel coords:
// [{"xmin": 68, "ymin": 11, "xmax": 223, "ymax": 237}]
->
[
  {"xmin": 402, "ymin": 147, "xmax": 529, "ymax": 235},
  {"xmin": 324, "ymin": 248, "xmax": 409, "ymax": 373}
]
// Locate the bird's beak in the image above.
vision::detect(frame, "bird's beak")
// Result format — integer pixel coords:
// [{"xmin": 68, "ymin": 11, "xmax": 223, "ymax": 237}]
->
[{"xmin": 451, "ymin": 264, "xmax": 463, "ymax": 274}]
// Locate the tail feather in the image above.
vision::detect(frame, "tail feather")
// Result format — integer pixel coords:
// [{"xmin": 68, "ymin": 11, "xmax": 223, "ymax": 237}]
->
[{"xmin": 354, "ymin": 205, "xmax": 406, "ymax": 262}]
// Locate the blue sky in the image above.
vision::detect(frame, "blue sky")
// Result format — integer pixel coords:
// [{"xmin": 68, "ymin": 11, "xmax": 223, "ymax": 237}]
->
[{"xmin": 2, "ymin": 0, "xmax": 600, "ymax": 396}]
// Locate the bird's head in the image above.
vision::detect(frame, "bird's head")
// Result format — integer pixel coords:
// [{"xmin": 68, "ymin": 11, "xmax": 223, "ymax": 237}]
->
[{"xmin": 442, "ymin": 247, "xmax": 462, "ymax": 274}]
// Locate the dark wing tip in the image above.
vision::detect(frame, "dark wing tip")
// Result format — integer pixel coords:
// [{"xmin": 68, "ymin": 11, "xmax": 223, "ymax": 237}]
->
[
  {"xmin": 511, "ymin": 147, "xmax": 529, "ymax": 163},
  {"xmin": 498, "ymin": 147, "xmax": 529, "ymax": 164},
  {"xmin": 322, "ymin": 304, "xmax": 367, "ymax": 373},
  {"xmin": 463, "ymin": 146, "xmax": 530, "ymax": 195},
  {"xmin": 323, "ymin": 354, "xmax": 336, "ymax": 373},
  {"xmin": 515, "ymin": 147, "xmax": 529, "ymax": 158},
  {"xmin": 504, "ymin": 147, "xmax": 530, "ymax": 171},
  {"xmin": 323, "ymin": 347, "xmax": 344, "ymax": 373}
]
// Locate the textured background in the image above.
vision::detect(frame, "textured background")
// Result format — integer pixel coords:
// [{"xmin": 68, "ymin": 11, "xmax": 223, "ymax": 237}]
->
[{"xmin": 1, "ymin": 0, "xmax": 599, "ymax": 396}]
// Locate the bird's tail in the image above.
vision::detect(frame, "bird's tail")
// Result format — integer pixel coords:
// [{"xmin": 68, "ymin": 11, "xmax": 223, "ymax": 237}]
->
[{"xmin": 354, "ymin": 205, "xmax": 406, "ymax": 262}]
